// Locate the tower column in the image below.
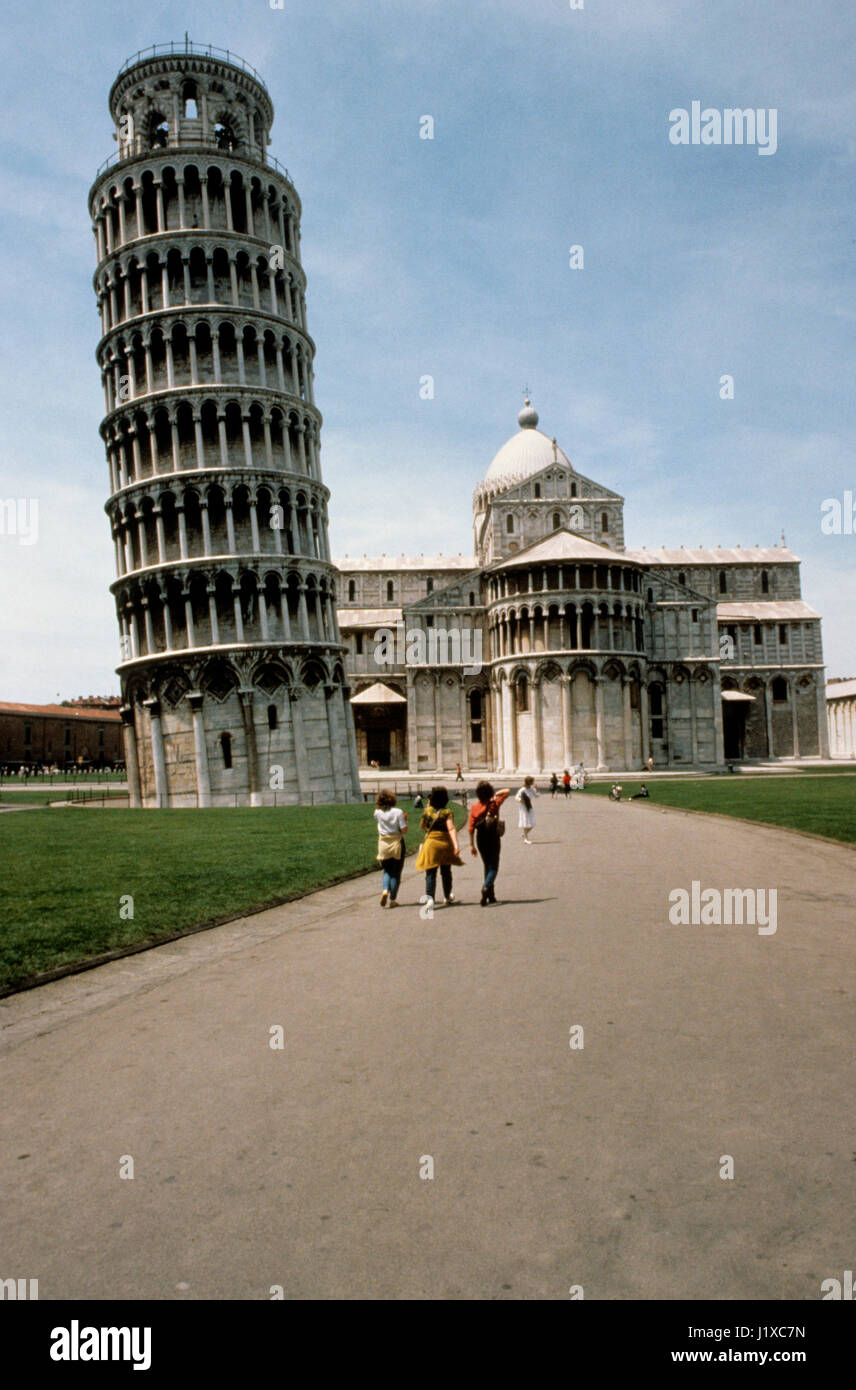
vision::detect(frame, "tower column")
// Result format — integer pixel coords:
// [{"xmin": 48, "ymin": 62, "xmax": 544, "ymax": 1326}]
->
[
  {"xmin": 594, "ymin": 673, "xmax": 606, "ymax": 769},
  {"xmin": 143, "ymin": 698, "xmax": 168, "ymax": 807},
  {"xmin": 121, "ymin": 705, "xmax": 142, "ymax": 808}
]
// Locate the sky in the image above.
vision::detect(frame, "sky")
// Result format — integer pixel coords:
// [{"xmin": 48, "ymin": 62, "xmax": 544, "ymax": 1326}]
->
[{"xmin": 0, "ymin": 0, "xmax": 854, "ymax": 700}]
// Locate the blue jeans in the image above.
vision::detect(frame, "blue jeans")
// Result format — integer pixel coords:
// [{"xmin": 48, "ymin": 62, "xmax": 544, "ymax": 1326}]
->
[
  {"xmin": 476, "ymin": 826, "xmax": 500, "ymax": 895},
  {"xmin": 381, "ymin": 856, "xmax": 403, "ymax": 900},
  {"xmin": 425, "ymin": 865, "xmax": 452, "ymax": 901}
]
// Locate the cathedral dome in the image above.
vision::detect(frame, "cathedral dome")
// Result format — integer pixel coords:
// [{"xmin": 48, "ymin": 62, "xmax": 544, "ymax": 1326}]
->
[{"xmin": 483, "ymin": 401, "xmax": 572, "ymax": 485}]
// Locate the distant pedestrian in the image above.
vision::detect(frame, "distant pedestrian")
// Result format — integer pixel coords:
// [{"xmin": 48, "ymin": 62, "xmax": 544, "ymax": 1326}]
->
[
  {"xmin": 550, "ymin": 772, "xmax": 559, "ymax": 798},
  {"xmin": 455, "ymin": 762, "xmax": 463, "ymax": 782},
  {"xmin": 609, "ymin": 783, "xmax": 623, "ymax": 801},
  {"xmin": 468, "ymin": 781, "xmax": 510, "ymax": 906},
  {"xmin": 414, "ymin": 786, "xmax": 463, "ymax": 910},
  {"xmin": 516, "ymin": 776, "xmax": 539, "ymax": 843},
  {"xmin": 374, "ymin": 791, "xmax": 407, "ymax": 908},
  {"xmin": 562, "ymin": 769, "xmax": 571, "ymax": 797},
  {"xmin": 646, "ymin": 755, "xmax": 654, "ymax": 774}
]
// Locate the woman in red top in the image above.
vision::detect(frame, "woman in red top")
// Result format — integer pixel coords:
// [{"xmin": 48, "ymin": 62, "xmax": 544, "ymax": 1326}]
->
[{"xmin": 468, "ymin": 781, "xmax": 511, "ymax": 907}]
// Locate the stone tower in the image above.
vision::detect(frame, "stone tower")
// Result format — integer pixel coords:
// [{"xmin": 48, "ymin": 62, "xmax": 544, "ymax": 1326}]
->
[{"xmin": 89, "ymin": 41, "xmax": 361, "ymax": 806}]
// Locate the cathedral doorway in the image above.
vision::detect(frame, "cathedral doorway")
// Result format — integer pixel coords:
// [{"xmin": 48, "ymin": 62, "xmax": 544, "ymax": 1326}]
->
[
  {"xmin": 366, "ymin": 728, "xmax": 391, "ymax": 766},
  {"xmin": 350, "ymin": 682, "xmax": 408, "ymax": 768},
  {"xmin": 721, "ymin": 691, "xmax": 755, "ymax": 760}
]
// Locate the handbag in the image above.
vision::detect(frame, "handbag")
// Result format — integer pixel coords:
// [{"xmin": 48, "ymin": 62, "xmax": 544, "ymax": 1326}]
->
[{"xmin": 483, "ymin": 801, "xmax": 506, "ymax": 837}]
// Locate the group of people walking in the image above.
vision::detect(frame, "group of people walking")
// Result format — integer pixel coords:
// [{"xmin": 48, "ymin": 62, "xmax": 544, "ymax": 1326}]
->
[{"xmin": 373, "ymin": 777, "xmax": 543, "ymax": 911}]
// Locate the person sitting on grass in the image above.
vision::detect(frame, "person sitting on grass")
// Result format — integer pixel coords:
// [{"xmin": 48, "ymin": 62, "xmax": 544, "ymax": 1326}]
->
[
  {"xmin": 629, "ymin": 784, "xmax": 650, "ymax": 799},
  {"xmin": 414, "ymin": 786, "xmax": 463, "ymax": 910}
]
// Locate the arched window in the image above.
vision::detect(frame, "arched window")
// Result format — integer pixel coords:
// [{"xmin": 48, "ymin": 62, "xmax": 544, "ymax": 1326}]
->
[
  {"xmin": 515, "ymin": 675, "xmax": 529, "ymax": 712},
  {"xmin": 386, "ymin": 580, "xmax": 394, "ymax": 601},
  {"xmin": 348, "ymin": 580, "xmax": 355, "ymax": 602},
  {"xmin": 552, "ymin": 512, "xmax": 561, "ymax": 530},
  {"xmin": 267, "ymin": 704, "xmax": 278, "ymax": 730},
  {"xmin": 469, "ymin": 591, "xmax": 475, "ymax": 606},
  {"xmin": 678, "ymin": 571, "xmax": 686, "ymax": 586},
  {"xmin": 772, "ymin": 676, "xmax": 788, "ymax": 703},
  {"xmin": 181, "ymin": 81, "xmax": 198, "ymax": 119},
  {"xmin": 647, "ymin": 588, "xmax": 654, "ymax": 603},
  {"xmin": 427, "ymin": 578, "xmax": 434, "ymax": 593},
  {"xmin": 506, "ymin": 514, "xmax": 514, "ymax": 533},
  {"xmin": 649, "ymin": 685, "xmax": 664, "ymax": 740},
  {"xmin": 220, "ymin": 732, "xmax": 232, "ymax": 768},
  {"xmin": 601, "ymin": 512, "xmax": 608, "ymax": 532},
  {"xmin": 534, "ymin": 483, "xmax": 541, "ymax": 499},
  {"xmin": 469, "ymin": 688, "xmax": 483, "ymax": 743},
  {"xmin": 761, "ymin": 570, "xmax": 769, "ymax": 594},
  {"xmin": 719, "ymin": 571, "xmax": 727, "ymax": 594}
]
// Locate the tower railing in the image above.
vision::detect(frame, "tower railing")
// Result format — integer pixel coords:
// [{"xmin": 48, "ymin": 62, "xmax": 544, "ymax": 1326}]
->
[
  {"xmin": 93, "ymin": 136, "xmax": 290, "ymax": 182},
  {"xmin": 116, "ymin": 42, "xmax": 268, "ymax": 88}
]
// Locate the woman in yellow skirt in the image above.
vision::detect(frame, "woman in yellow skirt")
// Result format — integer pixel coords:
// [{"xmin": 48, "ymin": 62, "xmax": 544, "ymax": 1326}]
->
[{"xmin": 414, "ymin": 786, "xmax": 463, "ymax": 909}]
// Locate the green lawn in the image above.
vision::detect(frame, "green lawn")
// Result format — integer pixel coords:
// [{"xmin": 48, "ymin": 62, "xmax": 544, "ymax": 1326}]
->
[
  {"xmin": 583, "ymin": 775, "xmax": 856, "ymax": 843},
  {"xmin": 0, "ymin": 799, "xmax": 463, "ymax": 992}
]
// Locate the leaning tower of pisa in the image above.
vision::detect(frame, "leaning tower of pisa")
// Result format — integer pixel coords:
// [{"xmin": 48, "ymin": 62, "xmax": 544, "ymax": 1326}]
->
[{"xmin": 88, "ymin": 41, "xmax": 361, "ymax": 807}]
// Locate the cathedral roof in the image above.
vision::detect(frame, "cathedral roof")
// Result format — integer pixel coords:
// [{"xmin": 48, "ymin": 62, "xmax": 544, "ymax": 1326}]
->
[
  {"xmin": 493, "ymin": 528, "xmax": 624, "ymax": 569},
  {"xmin": 717, "ymin": 600, "xmax": 819, "ymax": 621},
  {"xmin": 483, "ymin": 400, "xmax": 573, "ymax": 485},
  {"xmin": 335, "ymin": 555, "xmax": 475, "ymax": 572},
  {"xmin": 337, "ymin": 608, "xmax": 403, "ymax": 627},
  {"xmin": 626, "ymin": 546, "xmax": 799, "ymax": 565},
  {"xmin": 827, "ymin": 679, "xmax": 856, "ymax": 700}
]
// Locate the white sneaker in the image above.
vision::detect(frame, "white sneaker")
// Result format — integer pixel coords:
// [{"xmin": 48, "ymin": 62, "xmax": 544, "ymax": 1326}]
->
[{"xmin": 444, "ymin": 894, "xmax": 456, "ymax": 905}]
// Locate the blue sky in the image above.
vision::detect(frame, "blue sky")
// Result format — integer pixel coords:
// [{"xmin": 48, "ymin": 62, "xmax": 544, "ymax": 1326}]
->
[{"xmin": 1, "ymin": 0, "xmax": 854, "ymax": 699}]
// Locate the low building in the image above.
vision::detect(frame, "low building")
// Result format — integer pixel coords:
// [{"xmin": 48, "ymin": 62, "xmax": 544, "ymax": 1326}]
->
[{"xmin": 0, "ymin": 703, "xmax": 123, "ymax": 768}]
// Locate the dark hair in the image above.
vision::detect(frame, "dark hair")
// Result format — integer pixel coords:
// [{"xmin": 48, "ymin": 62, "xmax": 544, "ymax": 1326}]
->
[
  {"xmin": 428, "ymin": 786, "xmax": 449, "ymax": 810},
  {"xmin": 375, "ymin": 791, "xmax": 396, "ymax": 809},
  {"xmin": 476, "ymin": 781, "xmax": 494, "ymax": 803}
]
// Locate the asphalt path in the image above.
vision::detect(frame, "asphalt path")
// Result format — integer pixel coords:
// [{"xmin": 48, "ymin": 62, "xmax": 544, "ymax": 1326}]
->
[{"xmin": 1, "ymin": 795, "xmax": 854, "ymax": 1300}]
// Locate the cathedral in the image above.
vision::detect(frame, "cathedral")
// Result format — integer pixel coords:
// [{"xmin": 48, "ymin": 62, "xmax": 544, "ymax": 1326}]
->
[{"xmin": 338, "ymin": 401, "xmax": 830, "ymax": 773}]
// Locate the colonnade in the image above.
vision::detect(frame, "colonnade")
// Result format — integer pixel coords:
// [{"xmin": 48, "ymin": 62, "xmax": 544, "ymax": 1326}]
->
[
  {"xmin": 104, "ymin": 396, "xmax": 320, "ymax": 490},
  {"xmin": 110, "ymin": 481, "xmax": 329, "ymax": 576},
  {"xmin": 115, "ymin": 565, "xmax": 339, "ymax": 661}
]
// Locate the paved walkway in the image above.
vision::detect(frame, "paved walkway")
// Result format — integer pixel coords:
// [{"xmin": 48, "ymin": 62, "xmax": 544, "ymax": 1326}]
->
[{"xmin": 1, "ymin": 797, "xmax": 854, "ymax": 1300}]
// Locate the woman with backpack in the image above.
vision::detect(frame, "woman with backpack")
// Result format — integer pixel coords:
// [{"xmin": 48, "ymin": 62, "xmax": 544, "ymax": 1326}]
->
[
  {"xmin": 414, "ymin": 786, "xmax": 463, "ymax": 910},
  {"xmin": 515, "ymin": 776, "xmax": 539, "ymax": 844},
  {"xmin": 468, "ymin": 781, "xmax": 511, "ymax": 907}
]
